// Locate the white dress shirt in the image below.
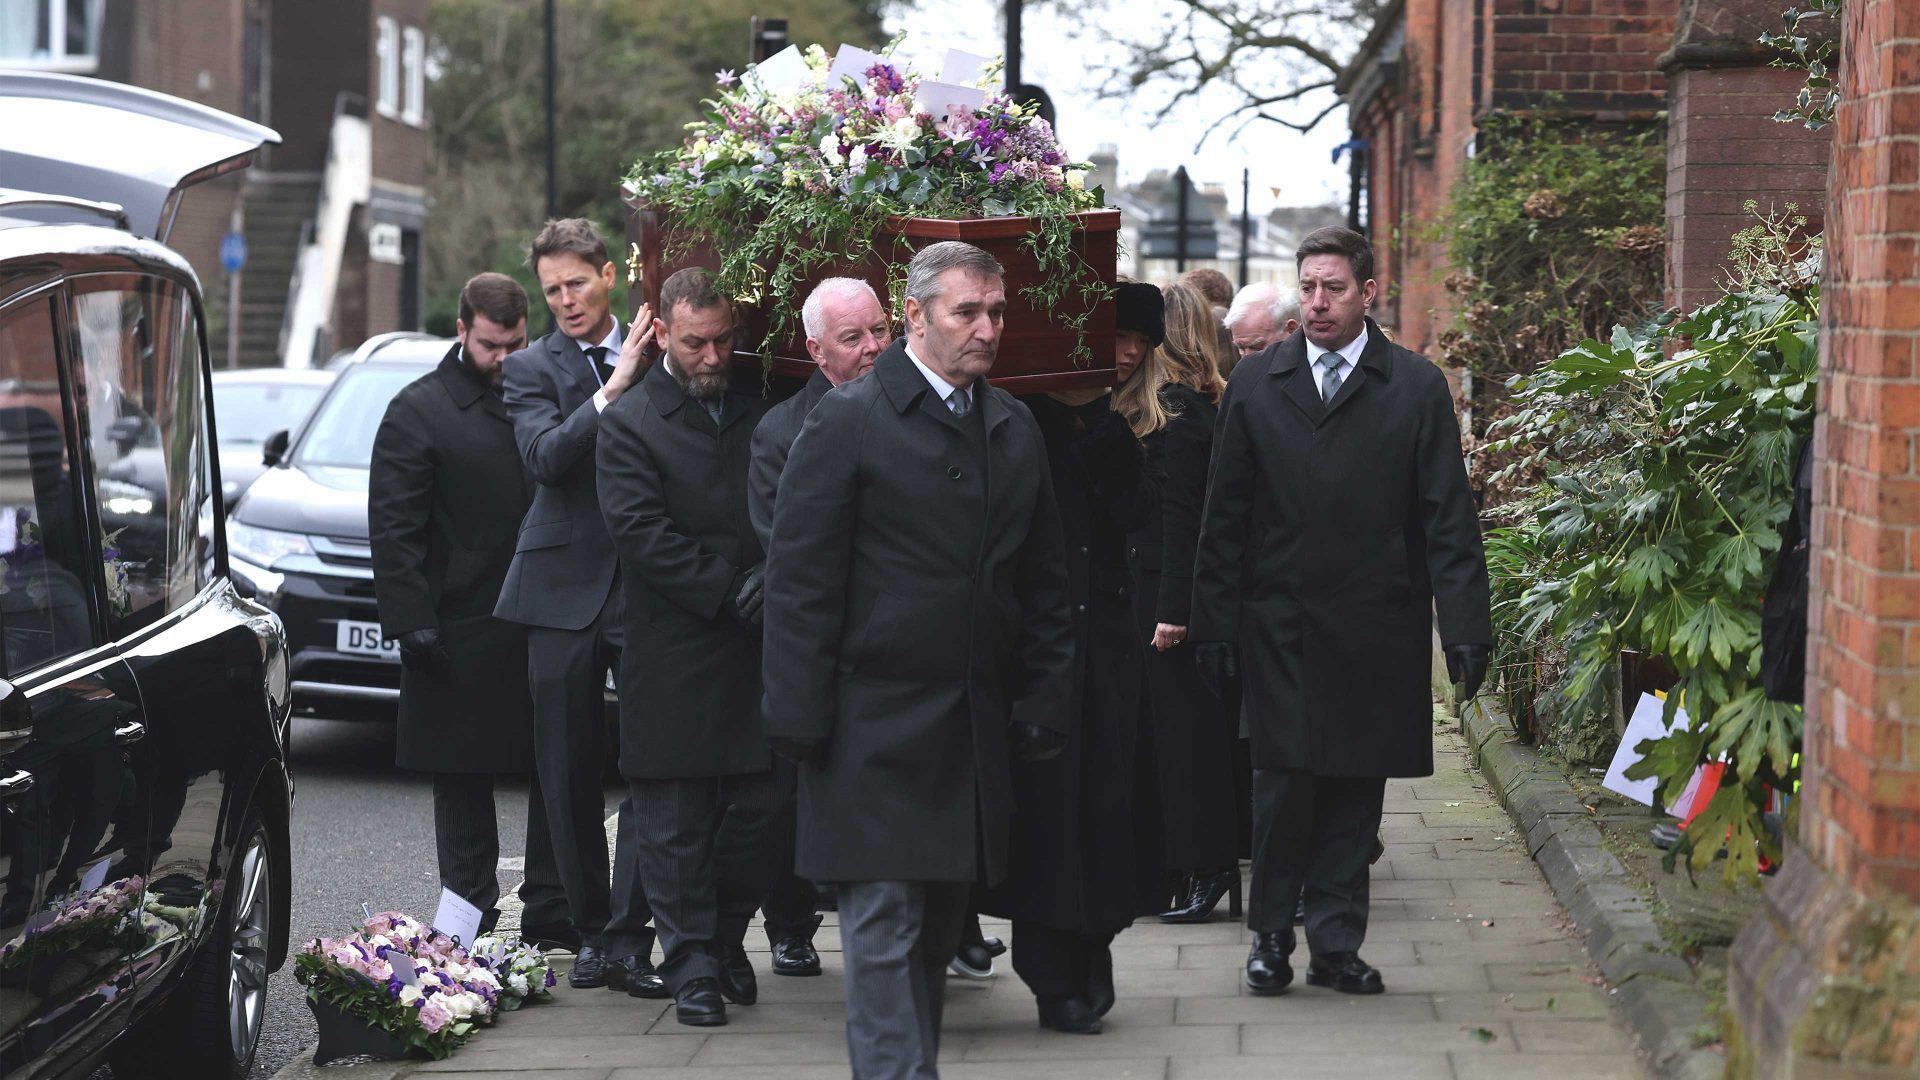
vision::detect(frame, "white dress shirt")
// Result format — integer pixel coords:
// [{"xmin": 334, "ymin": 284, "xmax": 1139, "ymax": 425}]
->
[
  {"xmin": 576, "ymin": 319, "xmax": 622, "ymax": 412},
  {"xmin": 1305, "ymin": 323, "xmax": 1368, "ymax": 398},
  {"xmin": 905, "ymin": 342, "xmax": 973, "ymax": 414}
]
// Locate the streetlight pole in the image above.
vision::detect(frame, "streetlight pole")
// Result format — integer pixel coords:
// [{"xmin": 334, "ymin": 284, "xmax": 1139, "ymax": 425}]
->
[
  {"xmin": 1239, "ymin": 168, "xmax": 1251, "ymax": 287},
  {"xmin": 1175, "ymin": 165, "xmax": 1191, "ymax": 273},
  {"xmin": 544, "ymin": 0, "xmax": 558, "ymax": 221},
  {"xmin": 1005, "ymin": 0, "xmax": 1022, "ymax": 93}
]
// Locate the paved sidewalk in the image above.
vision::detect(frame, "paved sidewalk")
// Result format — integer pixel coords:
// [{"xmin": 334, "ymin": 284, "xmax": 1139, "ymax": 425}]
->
[{"xmin": 275, "ymin": 728, "xmax": 1646, "ymax": 1080}]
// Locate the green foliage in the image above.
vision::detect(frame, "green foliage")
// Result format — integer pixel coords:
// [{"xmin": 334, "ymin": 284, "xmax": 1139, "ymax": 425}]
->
[
  {"xmin": 294, "ymin": 952, "xmax": 477, "ymax": 1059},
  {"xmin": 1482, "ymin": 222, "xmax": 1820, "ymax": 883},
  {"xmin": 1760, "ymin": 2, "xmax": 1843, "ymax": 132}
]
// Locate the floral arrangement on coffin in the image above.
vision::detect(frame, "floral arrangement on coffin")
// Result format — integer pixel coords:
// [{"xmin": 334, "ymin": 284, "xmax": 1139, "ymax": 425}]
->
[
  {"xmin": 624, "ymin": 38, "xmax": 1110, "ymax": 363},
  {"xmin": 0, "ymin": 875, "xmax": 146, "ymax": 971},
  {"xmin": 293, "ymin": 910, "xmax": 551, "ymax": 1059}
]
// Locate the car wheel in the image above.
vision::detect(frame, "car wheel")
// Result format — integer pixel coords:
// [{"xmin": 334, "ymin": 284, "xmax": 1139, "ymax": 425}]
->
[{"xmin": 115, "ymin": 812, "xmax": 274, "ymax": 1079}]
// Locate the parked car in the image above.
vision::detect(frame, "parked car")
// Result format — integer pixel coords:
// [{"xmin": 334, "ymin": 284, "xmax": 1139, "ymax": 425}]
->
[
  {"xmin": 227, "ymin": 335, "xmax": 445, "ymax": 714},
  {"xmin": 210, "ymin": 368, "xmax": 334, "ymax": 509},
  {"xmin": 0, "ymin": 72, "xmax": 292, "ymax": 1079}
]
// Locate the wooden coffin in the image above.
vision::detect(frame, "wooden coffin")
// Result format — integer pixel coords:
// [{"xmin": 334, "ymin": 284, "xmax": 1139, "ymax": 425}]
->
[{"xmin": 626, "ymin": 202, "xmax": 1120, "ymax": 393}]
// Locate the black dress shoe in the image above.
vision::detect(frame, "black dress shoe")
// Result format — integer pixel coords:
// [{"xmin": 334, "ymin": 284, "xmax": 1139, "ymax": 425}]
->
[
  {"xmin": 1036, "ymin": 995, "xmax": 1103, "ymax": 1034},
  {"xmin": 1085, "ymin": 946, "xmax": 1115, "ymax": 1019},
  {"xmin": 521, "ymin": 922, "xmax": 582, "ymax": 954},
  {"xmin": 1160, "ymin": 868, "xmax": 1243, "ymax": 923},
  {"xmin": 606, "ymin": 953, "xmax": 668, "ymax": 999},
  {"xmin": 718, "ymin": 943, "xmax": 758, "ymax": 1005},
  {"xmin": 1244, "ymin": 931, "xmax": 1294, "ymax": 995},
  {"xmin": 674, "ymin": 976, "xmax": 728, "ymax": 1026},
  {"xmin": 1307, "ymin": 952, "xmax": 1385, "ymax": 995},
  {"xmin": 566, "ymin": 944, "xmax": 609, "ymax": 989},
  {"xmin": 949, "ymin": 939, "xmax": 995, "ymax": 978},
  {"xmin": 981, "ymin": 934, "xmax": 1007, "ymax": 959},
  {"xmin": 770, "ymin": 935, "xmax": 822, "ymax": 976},
  {"xmin": 477, "ymin": 907, "xmax": 500, "ymax": 938}
]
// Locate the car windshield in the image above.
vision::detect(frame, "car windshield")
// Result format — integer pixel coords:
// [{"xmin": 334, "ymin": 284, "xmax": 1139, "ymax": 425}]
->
[
  {"xmin": 292, "ymin": 365, "xmax": 422, "ymax": 469},
  {"xmin": 212, "ymin": 381, "xmax": 327, "ymax": 445}
]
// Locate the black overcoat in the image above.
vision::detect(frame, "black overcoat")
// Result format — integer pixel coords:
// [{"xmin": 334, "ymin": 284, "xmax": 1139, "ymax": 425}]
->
[
  {"xmin": 597, "ymin": 359, "xmax": 771, "ymax": 779},
  {"xmin": 1127, "ymin": 383, "xmax": 1237, "ymax": 871},
  {"xmin": 1191, "ymin": 320, "xmax": 1492, "ymax": 778},
  {"xmin": 747, "ymin": 368, "xmax": 832, "ymax": 550},
  {"xmin": 981, "ymin": 395, "xmax": 1159, "ymax": 934},
  {"xmin": 369, "ymin": 346, "xmax": 535, "ymax": 773},
  {"xmin": 761, "ymin": 340, "xmax": 1075, "ymax": 885}
]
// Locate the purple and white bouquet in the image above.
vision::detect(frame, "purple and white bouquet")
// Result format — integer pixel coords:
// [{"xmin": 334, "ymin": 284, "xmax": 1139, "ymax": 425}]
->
[
  {"xmin": 293, "ymin": 910, "xmax": 520, "ymax": 1059},
  {"xmin": 0, "ymin": 875, "xmax": 146, "ymax": 971},
  {"xmin": 468, "ymin": 934, "xmax": 556, "ymax": 1010}
]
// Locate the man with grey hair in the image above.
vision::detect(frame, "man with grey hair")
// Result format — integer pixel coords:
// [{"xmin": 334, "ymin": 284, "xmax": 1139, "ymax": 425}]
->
[
  {"xmin": 746, "ymin": 275, "xmax": 889, "ymax": 977},
  {"xmin": 1224, "ymin": 281, "xmax": 1302, "ymax": 366},
  {"xmin": 763, "ymin": 240, "xmax": 1075, "ymax": 1077}
]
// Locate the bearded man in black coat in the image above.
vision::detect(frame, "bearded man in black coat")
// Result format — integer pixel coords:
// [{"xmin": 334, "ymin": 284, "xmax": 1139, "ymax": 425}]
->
[{"xmin": 1192, "ymin": 227, "xmax": 1491, "ymax": 998}]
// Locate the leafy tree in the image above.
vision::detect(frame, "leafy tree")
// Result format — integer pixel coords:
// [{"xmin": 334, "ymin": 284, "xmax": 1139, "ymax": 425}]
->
[{"xmin": 424, "ymin": 0, "xmax": 885, "ymax": 332}]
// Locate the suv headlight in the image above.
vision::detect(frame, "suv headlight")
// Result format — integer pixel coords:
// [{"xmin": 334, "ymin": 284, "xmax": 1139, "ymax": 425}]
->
[{"xmin": 227, "ymin": 521, "xmax": 313, "ymax": 569}]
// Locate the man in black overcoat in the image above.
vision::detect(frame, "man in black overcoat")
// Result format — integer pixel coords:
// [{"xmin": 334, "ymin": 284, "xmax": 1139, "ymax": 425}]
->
[
  {"xmin": 598, "ymin": 268, "xmax": 776, "ymax": 1028},
  {"xmin": 370, "ymin": 273, "xmax": 565, "ymax": 941},
  {"xmin": 746, "ymin": 276, "xmax": 888, "ymax": 978},
  {"xmin": 762, "ymin": 241, "xmax": 1075, "ymax": 1079},
  {"xmin": 1191, "ymin": 227, "xmax": 1491, "ymax": 997},
  {"xmin": 494, "ymin": 219, "xmax": 661, "ymax": 995}
]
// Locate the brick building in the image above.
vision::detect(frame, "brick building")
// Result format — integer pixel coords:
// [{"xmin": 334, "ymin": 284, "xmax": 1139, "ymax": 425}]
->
[{"xmin": 1, "ymin": 0, "xmax": 430, "ymax": 366}]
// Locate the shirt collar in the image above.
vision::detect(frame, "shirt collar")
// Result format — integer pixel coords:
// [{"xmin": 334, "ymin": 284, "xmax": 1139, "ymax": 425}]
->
[
  {"xmin": 1305, "ymin": 323, "xmax": 1367, "ymax": 370},
  {"xmin": 573, "ymin": 318, "xmax": 622, "ymax": 356},
  {"xmin": 904, "ymin": 341, "xmax": 971, "ymax": 406}
]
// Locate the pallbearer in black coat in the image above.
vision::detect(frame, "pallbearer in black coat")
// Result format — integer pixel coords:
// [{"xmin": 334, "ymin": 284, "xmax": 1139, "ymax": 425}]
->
[
  {"xmin": 1192, "ymin": 228, "xmax": 1492, "ymax": 998},
  {"xmin": 746, "ymin": 277, "xmax": 889, "ymax": 978},
  {"xmin": 369, "ymin": 274, "xmax": 565, "ymax": 940},
  {"xmin": 597, "ymin": 269, "xmax": 775, "ymax": 1028},
  {"xmin": 1113, "ymin": 282, "xmax": 1241, "ymax": 924},
  {"xmin": 762, "ymin": 242, "xmax": 1075, "ymax": 1080}
]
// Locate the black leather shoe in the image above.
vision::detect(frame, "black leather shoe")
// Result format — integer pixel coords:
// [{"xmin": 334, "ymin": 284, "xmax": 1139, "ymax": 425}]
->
[
  {"xmin": 770, "ymin": 935, "xmax": 822, "ymax": 976},
  {"xmin": 981, "ymin": 934, "xmax": 1007, "ymax": 959},
  {"xmin": 1086, "ymin": 946, "xmax": 1115, "ymax": 1019},
  {"xmin": 1036, "ymin": 996, "xmax": 1103, "ymax": 1034},
  {"xmin": 566, "ymin": 944, "xmax": 609, "ymax": 989},
  {"xmin": 1306, "ymin": 952, "xmax": 1385, "ymax": 995},
  {"xmin": 521, "ymin": 922, "xmax": 581, "ymax": 954},
  {"xmin": 1161, "ymin": 868, "xmax": 1242, "ymax": 923},
  {"xmin": 606, "ymin": 953, "xmax": 668, "ymax": 999},
  {"xmin": 674, "ymin": 976, "xmax": 728, "ymax": 1026},
  {"xmin": 1294, "ymin": 897, "xmax": 1307, "ymax": 924},
  {"xmin": 1244, "ymin": 932, "xmax": 1294, "ymax": 995},
  {"xmin": 949, "ymin": 939, "xmax": 995, "ymax": 978},
  {"xmin": 718, "ymin": 944, "xmax": 758, "ymax": 1005}
]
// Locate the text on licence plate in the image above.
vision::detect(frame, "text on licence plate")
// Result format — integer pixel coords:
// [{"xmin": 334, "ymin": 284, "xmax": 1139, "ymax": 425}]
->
[{"xmin": 336, "ymin": 620, "xmax": 400, "ymax": 660}]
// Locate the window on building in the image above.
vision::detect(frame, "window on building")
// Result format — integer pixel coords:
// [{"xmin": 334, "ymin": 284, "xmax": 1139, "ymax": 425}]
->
[
  {"xmin": 375, "ymin": 15, "xmax": 399, "ymax": 118},
  {"xmin": 401, "ymin": 25, "xmax": 425, "ymax": 126},
  {"xmin": 0, "ymin": 0, "xmax": 104, "ymax": 72}
]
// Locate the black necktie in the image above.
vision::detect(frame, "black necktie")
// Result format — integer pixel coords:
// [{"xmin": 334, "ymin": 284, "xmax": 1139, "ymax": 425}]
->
[{"xmin": 585, "ymin": 345, "xmax": 615, "ymax": 386}]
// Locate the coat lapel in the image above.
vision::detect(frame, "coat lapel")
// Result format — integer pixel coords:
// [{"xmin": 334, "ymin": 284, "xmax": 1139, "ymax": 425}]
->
[
  {"xmin": 1321, "ymin": 318, "xmax": 1393, "ymax": 422},
  {"xmin": 552, "ymin": 330, "xmax": 601, "ymax": 402},
  {"xmin": 1268, "ymin": 332, "xmax": 1327, "ymax": 427}
]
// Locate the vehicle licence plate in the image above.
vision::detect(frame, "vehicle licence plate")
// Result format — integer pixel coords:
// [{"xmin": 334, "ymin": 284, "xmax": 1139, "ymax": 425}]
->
[{"xmin": 336, "ymin": 620, "xmax": 399, "ymax": 660}]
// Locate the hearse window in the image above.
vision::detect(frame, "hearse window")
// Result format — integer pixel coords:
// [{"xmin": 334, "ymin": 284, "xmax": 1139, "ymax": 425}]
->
[
  {"xmin": 69, "ymin": 275, "xmax": 210, "ymax": 633},
  {"xmin": 0, "ymin": 293, "xmax": 97, "ymax": 674}
]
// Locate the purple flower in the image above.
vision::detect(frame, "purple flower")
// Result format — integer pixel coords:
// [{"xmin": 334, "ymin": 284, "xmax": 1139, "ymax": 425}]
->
[{"xmin": 715, "ymin": 68, "xmax": 737, "ymax": 87}]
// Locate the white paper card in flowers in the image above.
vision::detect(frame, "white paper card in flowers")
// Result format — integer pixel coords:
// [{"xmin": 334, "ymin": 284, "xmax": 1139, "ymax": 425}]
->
[
  {"xmin": 829, "ymin": 44, "xmax": 886, "ymax": 85},
  {"xmin": 432, "ymin": 886, "xmax": 483, "ymax": 947},
  {"xmin": 916, "ymin": 80, "xmax": 986, "ymax": 122},
  {"xmin": 78, "ymin": 855, "xmax": 110, "ymax": 894},
  {"xmin": 941, "ymin": 49, "xmax": 989, "ymax": 85},
  {"xmin": 750, "ymin": 45, "xmax": 809, "ymax": 95}
]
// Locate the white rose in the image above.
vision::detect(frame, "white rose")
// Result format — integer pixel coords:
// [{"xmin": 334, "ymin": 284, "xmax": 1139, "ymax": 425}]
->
[
  {"xmin": 848, "ymin": 144, "xmax": 869, "ymax": 171},
  {"xmin": 819, "ymin": 134, "xmax": 843, "ymax": 166},
  {"xmin": 1067, "ymin": 171, "xmax": 1086, "ymax": 191},
  {"xmin": 399, "ymin": 984, "xmax": 423, "ymax": 1006},
  {"xmin": 445, "ymin": 993, "xmax": 476, "ymax": 1019},
  {"xmin": 509, "ymin": 973, "xmax": 529, "ymax": 995}
]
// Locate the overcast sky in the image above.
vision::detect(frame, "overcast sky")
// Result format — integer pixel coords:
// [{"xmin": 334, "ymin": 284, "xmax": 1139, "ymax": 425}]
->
[{"xmin": 882, "ymin": 0, "xmax": 1353, "ymax": 214}]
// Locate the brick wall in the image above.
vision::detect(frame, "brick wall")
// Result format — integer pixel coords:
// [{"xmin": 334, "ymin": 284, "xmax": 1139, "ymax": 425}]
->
[
  {"xmin": 1806, "ymin": 0, "xmax": 1920, "ymax": 900},
  {"xmin": 1489, "ymin": 0, "xmax": 1673, "ymax": 116}
]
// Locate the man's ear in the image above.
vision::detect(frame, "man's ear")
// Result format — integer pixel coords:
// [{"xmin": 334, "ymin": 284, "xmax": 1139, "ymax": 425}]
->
[
  {"xmin": 652, "ymin": 316, "xmax": 669, "ymax": 346},
  {"xmin": 1284, "ymin": 319, "xmax": 1300, "ymax": 336},
  {"xmin": 1361, "ymin": 278, "xmax": 1378, "ymax": 309},
  {"xmin": 598, "ymin": 259, "xmax": 617, "ymax": 289},
  {"xmin": 903, "ymin": 295, "xmax": 924, "ymax": 336}
]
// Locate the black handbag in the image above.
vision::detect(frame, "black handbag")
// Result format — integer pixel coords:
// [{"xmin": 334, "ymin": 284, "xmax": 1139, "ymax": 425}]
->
[{"xmin": 1761, "ymin": 440, "xmax": 1813, "ymax": 704}]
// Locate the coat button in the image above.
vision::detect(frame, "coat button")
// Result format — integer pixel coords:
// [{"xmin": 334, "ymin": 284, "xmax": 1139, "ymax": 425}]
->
[
  {"xmin": 1118, "ymin": 586, "xmax": 1130, "ymax": 598},
  {"xmin": 1076, "ymin": 603, "xmax": 1087, "ymax": 613},
  {"xmin": 1128, "ymin": 546, "xmax": 1138, "ymax": 558},
  {"xmin": 948, "ymin": 466, "xmax": 963, "ymax": 480},
  {"xmin": 1080, "ymin": 545, "xmax": 1089, "ymax": 555}
]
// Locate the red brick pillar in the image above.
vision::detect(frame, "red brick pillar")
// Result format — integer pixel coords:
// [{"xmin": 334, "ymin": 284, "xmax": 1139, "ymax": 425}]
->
[
  {"xmin": 1660, "ymin": 0, "xmax": 1830, "ymax": 313},
  {"xmin": 1727, "ymin": 2, "xmax": 1920, "ymax": 1074}
]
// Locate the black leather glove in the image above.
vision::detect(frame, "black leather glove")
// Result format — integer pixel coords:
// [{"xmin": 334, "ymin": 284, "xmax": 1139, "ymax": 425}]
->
[
  {"xmin": 1445, "ymin": 643, "xmax": 1491, "ymax": 702},
  {"xmin": 396, "ymin": 628, "xmax": 450, "ymax": 677},
  {"xmin": 1193, "ymin": 641, "xmax": 1238, "ymax": 700},
  {"xmin": 1008, "ymin": 721, "xmax": 1066, "ymax": 763},
  {"xmin": 768, "ymin": 735, "xmax": 827, "ymax": 768},
  {"xmin": 727, "ymin": 566, "xmax": 765, "ymax": 628}
]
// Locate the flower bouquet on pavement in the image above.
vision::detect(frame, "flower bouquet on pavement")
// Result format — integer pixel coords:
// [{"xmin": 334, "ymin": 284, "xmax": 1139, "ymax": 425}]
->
[
  {"xmin": 293, "ymin": 910, "xmax": 505, "ymax": 1063},
  {"xmin": 468, "ymin": 934, "xmax": 556, "ymax": 1010}
]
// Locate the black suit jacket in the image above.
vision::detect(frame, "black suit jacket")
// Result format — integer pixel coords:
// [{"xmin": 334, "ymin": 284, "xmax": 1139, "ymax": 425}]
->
[
  {"xmin": 1128, "ymin": 382, "xmax": 1217, "ymax": 626},
  {"xmin": 747, "ymin": 368, "xmax": 833, "ymax": 551},
  {"xmin": 1191, "ymin": 319, "xmax": 1491, "ymax": 778},
  {"xmin": 598, "ymin": 359, "xmax": 771, "ymax": 779},
  {"xmin": 494, "ymin": 326, "xmax": 620, "ymax": 630},
  {"xmin": 762, "ymin": 339, "xmax": 1075, "ymax": 884}
]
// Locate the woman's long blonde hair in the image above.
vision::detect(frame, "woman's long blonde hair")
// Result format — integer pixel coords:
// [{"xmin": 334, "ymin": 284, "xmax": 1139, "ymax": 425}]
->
[{"xmin": 1115, "ymin": 281, "xmax": 1227, "ymax": 438}]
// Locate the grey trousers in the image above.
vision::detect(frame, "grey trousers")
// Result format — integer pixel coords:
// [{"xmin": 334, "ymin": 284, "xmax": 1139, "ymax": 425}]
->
[
  {"xmin": 1248, "ymin": 769, "xmax": 1387, "ymax": 954},
  {"xmin": 838, "ymin": 880, "xmax": 972, "ymax": 1080}
]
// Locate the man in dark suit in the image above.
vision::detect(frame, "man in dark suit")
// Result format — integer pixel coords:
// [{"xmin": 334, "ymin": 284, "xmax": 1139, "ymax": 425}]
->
[
  {"xmin": 494, "ymin": 218, "xmax": 662, "ymax": 996},
  {"xmin": 597, "ymin": 268, "xmax": 777, "ymax": 1027},
  {"xmin": 746, "ymin": 276, "xmax": 888, "ymax": 979},
  {"xmin": 370, "ymin": 273, "xmax": 566, "ymax": 942},
  {"xmin": 763, "ymin": 241, "xmax": 1075, "ymax": 1079},
  {"xmin": 1191, "ymin": 226, "xmax": 1491, "ymax": 997}
]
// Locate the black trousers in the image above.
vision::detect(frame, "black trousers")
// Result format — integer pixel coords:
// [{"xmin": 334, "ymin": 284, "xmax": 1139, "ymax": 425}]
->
[
  {"xmin": 1248, "ymin": 769, "xmax": 1386, "ymax": 954},
  {"xmin": 629, "ymin": 768, "xmax": 786, "ymax": 991},
  {"xmin": 430, "ymin": 770, "xmax": 566, "ymax": 929},
  {"xmin": 761, "ymin": 757, "xmax": 822, "ymax": 944},
  {"xmin": 1010, "ymin": 921, "xmax": 1116, "ymax": 1003},
  {"xmin": 525, "ymin": 595, "xmax": 649, "ymax": 950}
]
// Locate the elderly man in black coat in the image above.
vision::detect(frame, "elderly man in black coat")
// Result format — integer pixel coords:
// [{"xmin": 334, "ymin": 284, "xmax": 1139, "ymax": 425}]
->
[
  {"xmin": 1192, "ymin": 226, "xmax": 1491, "ymax": 998},
  {"xmin": 597, "ymin": 268, "xmax": 775, "ymax": 1028},
  {"xmin": 746, "ymin": 276, "xmax": 889, "ymax": 978},
  {"xmin": 763, "ymin": 241, "xmax": 1075, "ymax": 1080},
  {"xmin": 370, "ymin": 273, "xmax": 565, "ymax": 942}
]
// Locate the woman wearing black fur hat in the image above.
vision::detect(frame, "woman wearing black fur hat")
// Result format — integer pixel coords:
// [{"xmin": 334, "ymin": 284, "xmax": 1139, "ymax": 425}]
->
[{"xmin": 978, "ymin": 280, "xmax": 1167, "ymax": 1035}]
